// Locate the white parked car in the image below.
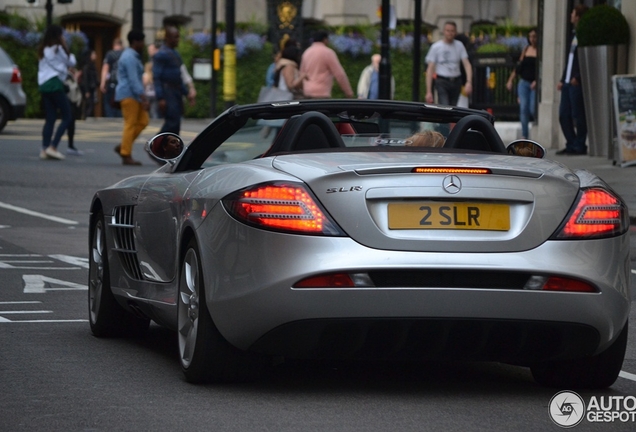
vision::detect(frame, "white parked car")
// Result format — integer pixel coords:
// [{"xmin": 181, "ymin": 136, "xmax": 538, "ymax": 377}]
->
[{"xmin": 0, "ymin": 46, "xmax": 27, "ymax": 132}]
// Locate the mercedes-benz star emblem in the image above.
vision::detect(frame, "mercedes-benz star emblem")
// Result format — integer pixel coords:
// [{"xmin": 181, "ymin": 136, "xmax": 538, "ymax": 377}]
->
[{"xmin": 442, "ymin": 175, "xmax": 462, "ymax": 194}]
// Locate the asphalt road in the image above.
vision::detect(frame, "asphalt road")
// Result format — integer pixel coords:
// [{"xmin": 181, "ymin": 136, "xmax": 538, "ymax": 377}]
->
[{"xmin": 1, "ymin": 119, "xmax": 636, "ymax": 431}]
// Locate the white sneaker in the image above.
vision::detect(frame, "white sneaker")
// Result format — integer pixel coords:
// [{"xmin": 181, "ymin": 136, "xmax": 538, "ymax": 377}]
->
[
  {"xmin": 45, "ymin": 147, "xmax": 65, "ymax": 160},
  {"xmin": 39, "ymin": 150, "xmax": 49, "ymax": 160}
]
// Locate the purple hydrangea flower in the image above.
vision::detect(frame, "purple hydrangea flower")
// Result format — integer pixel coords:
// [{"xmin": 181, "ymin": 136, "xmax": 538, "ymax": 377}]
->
[{"xmin": 188, "ymin": 32, "xmax": 264, "ymax": 58}]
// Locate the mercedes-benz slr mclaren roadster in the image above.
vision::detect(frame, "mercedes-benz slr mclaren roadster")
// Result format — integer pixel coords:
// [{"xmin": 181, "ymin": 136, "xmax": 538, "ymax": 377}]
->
[{"xmin": 88, "ymin": 100, "xmax": 630, "ymax": 387}]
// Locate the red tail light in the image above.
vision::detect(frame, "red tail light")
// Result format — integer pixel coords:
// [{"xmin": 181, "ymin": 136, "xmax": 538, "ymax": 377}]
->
[
  {"xmin": 553, "ymin": 188, "xmax": 628, "ymax": 239},
  {"xmin": 223, "ymin": 182, "xmax": 344, "ymax": 235},
  {"xmin": 10, "ymin": 67, "xmax": 22, "ymax": 84},
  {"xmin": 541, "ymin": 276, "xmax": 596, "ymax": 292},
  {"xmin": 294, "ymin": 273, "xmax": 355, "ymax": 288}
]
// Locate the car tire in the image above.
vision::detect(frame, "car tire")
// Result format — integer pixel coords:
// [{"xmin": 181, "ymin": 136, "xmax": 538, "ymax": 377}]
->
[
  {"xmin": 88, "ymin": 210, "xmax": 150, "ymax": 337},
  {"xmin": 0, "ymin": 98, "xmax": 9, "ymax": 132},
  {"xmin": 531, "ymin": 321, "xmax": 628, "ymax": 389},
  {"xmin": 178, "ymin": 238, "xmax": 263, "ymax": 383}
]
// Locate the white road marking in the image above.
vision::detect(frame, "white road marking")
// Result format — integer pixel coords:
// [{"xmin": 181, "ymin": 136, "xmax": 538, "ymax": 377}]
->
[
  {"xmin": 0, "ymin": 301, "xmax": 41, "ymax": 304},
  {"xmin": 0, "ymin": 264, "xmax": 80, "ymax": 270},
  {"xmin": 619, "ymin": 371, "xmax": 636, "ymax": 382},
  {"xmin": 49, "ymin": 254, "xmax": 89, "ymax": 269},
  {"xmin": 23, "ymin": 275, "xmax": 87, "ymax": 293},
  {"xmin": 0, "ymin": 260, "xmax": 54, "ymax": 264},
  {"xmin": 0, "ymin": 201, "xmax": 78, "ymax": 225},
  {"xmin": 0, "ymin": 254, "xmax": 81, "ymax": 270},
  {"xmin": 1, "ymin": 319, "xmax": 88, "ymax": 323},
  {"xmin": 0, "ymin": 310, "xmax": 52, "ymax": 314},
  {"xmin": 632, "ymin": 269, "xmax": 636, "ymax": 274}
]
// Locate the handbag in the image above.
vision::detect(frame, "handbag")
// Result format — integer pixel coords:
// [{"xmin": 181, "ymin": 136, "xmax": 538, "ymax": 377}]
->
[
  {"xmin": 65, "ymin": 74, "xmax": 82, "ymax": 106},
  {"xmin": 257, "ymin": 85, "xmax": 293, "ymax": 103}
]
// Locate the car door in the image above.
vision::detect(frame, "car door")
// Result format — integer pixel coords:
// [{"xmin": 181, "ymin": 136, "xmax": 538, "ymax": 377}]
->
[{"xmin": 134, "ymin": 171, "xmax": 201, "ymax": 282}]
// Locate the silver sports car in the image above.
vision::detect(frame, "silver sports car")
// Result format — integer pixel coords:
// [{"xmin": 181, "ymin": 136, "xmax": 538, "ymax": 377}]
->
[{"xmin": 88, "ymin": 100, "xmax": 630, "ymax": 388}]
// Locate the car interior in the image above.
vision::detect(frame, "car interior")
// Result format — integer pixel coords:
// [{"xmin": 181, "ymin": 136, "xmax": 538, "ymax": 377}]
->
[
  {"xmin": 172, "ymin": 102, "xmax": 534, "ymax": 172},
  {"xmin": 263, "ymin": 111, "xmax": 346, "ymax": 156}
]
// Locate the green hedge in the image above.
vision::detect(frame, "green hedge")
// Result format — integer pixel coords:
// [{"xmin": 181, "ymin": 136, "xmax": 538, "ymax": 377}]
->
[{"xmin": 2, "ymin": 40, "xmax": 41, "ymax": 118}]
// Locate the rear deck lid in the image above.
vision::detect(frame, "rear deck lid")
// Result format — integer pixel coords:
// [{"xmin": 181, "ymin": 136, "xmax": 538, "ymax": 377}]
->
[{"xmin": 272, "ymin": 152, "xmax": 580, "ymax": 252}]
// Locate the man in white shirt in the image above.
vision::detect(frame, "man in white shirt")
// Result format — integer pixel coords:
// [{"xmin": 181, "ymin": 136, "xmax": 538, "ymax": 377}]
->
[{"xmin": 425, "ymin": 21, "xmax": 472, "ymax": 106}]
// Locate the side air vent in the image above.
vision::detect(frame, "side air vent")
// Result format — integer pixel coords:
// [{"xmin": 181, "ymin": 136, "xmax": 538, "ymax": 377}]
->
[{"xmin": 110, "ymin": 206, "xmax": 143, "ymax": 280}]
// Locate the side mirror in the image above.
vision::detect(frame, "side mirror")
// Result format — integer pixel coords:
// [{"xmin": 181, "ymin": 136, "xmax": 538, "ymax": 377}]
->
[
  {"xmin": 506, "ymin": 139, "xmax": 546, "ymax": 158},
  {"xmin": 146, "ymin": 133, "xmax": 185, "ymax": 164}
]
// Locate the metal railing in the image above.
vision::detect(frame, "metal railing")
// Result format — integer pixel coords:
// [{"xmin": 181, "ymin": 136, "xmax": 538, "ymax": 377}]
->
[{"xmin": 470, "ymin": 53, "xmax": 519, "ymax": 121}]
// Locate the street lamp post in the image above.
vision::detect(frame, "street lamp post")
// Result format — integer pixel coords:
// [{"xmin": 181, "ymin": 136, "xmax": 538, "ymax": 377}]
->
[
  {"xmin": 223, "ymin": 0, "xmax": 236, "ymax": 109},
  {"xmin": 379, "ymin": 0, "xmax": 391, "ymax": 100},
  {"xmin": 45, "ymin": 0, "xmax": 53, "ymax": 27},
  {"xmin": 132, "ymin": 0, "xmax": 143, "ymax": 32},
  {"xmin": 210, "ymin": 0, "xmax": 218, "ymax": 117},
  {"xmin": 413, "ymin": 0, "xmax": 422, "ymax": 101}
]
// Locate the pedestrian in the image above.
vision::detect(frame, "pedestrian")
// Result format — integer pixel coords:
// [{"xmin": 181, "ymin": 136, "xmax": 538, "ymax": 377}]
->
[
  {"xmin": 425, "ymin": 21, "xmax": 473, "ymax": 106},
  {"xmin": 274, "ymin": 43, "xmax": 305, "ymax": 99},
  {"xmin": 153, "ymin": 26, "xmax": 195, "ymax": 135},
  {"xmin": 265, "ymin": 36, "xmax": 297, "ymax": 89},
  {"xmin": 300, "ymin": 30, "xmax": 354, "ymax": 99},
  {"xmin": 114, "ymin": 30, "xmax": 149, "ymax": 166},
  {"xmin": 81, "ymin": 49, "xmax": 99, "ymax": 119},
  {"xmin": 181, "ymin": 62, "xmax": 197, "ymax": 109},
  {"xmin": 356, "ymin": 54, "xmax": 394, "ymax": 99},
  {"xmin": 37, "ymin": 24, "xmax": 76, "ymax": 161},
  {"xmin": 65, "ymin": 67, "xmax": 84, "ymax": 155},
  {"xmin": 100, "ymin": 38, "xmax": 123, "ymax": 118},
  {"xmin": 265, "ymin": 49, "xmax": 281, "ymax": 88},
  {"xmin": 507, "ymin": 28, "xmax": 538, "ymax": 139},
  {"xmin": 143, "ymin": 43, "xmax": 158, "ymax": 119},
  {"xmin": 556, "ymin": 5, "xmax": 589, "ymax": 155},
  {"xmin": 454, "ymin": 33, "xmax": 472, "ymax": 108}
]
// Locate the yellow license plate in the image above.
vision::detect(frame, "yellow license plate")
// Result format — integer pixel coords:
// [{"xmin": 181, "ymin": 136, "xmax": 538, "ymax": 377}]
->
[{"xmin": 388, "ymin": 202, "xmax": 510, "ymax": 230}]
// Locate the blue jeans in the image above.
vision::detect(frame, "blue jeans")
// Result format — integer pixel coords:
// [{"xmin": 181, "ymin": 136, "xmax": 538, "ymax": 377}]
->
[
  {"xmin": 517, "ymin": 79, "xmax": 536, "ymax": 139},
  {"xmin": 559, "ymin": 83, "xmax": 587, "ymax": 152},
  {"xmin": 159, "ymin": 85, "xmax": 184, "ymax": 134},
  {"xmin": 41, "ymin": 89, "xmax": 71, "ymax": 149}
]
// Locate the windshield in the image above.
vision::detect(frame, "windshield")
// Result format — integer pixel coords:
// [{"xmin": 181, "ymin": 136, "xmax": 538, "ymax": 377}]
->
[{"xmin": 203, "ymin": 117, "xmax": 451, "ymax": 167}]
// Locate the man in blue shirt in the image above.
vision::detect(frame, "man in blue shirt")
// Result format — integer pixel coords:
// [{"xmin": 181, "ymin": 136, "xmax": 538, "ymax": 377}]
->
[
  {"xmin": 153, "ymin": 26, "xmax": 194, "ymax": 134},
  {"xmin": 114, "ymin": 30, "xmax": 149, "ymax": 165}
]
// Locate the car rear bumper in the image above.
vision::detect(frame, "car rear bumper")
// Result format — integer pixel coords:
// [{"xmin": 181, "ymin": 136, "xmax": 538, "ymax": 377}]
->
[
  {"xmin": 248, "ymin": 317, "xmax": 600, "ymax": 364},
  {"xmin": 199, "ymin": 210, "xmax": 630, "ymax": 360}
]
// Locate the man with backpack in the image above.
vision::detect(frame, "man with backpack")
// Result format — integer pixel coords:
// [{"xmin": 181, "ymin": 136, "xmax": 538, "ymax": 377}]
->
[
  {"xmin": 153, "ymin": 26, "xmax": 195, "ymax": 134},
  {"xmin": 100, "ymin": 38, "xmax": 123, "ymax": 117}
]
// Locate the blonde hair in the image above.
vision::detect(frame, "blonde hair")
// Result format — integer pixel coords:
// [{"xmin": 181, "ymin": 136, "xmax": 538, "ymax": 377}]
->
[{"xmin": 407, "ymin": 130, "xmax": 445, "ymax": 147}]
